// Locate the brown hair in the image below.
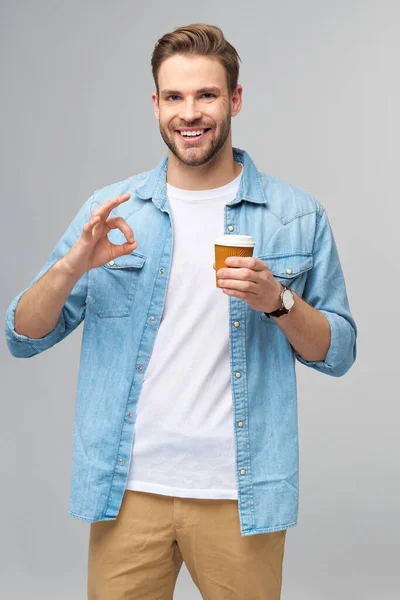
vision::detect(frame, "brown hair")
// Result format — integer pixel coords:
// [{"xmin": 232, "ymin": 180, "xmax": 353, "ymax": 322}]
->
[{"xmin": 151, "ymin": 23, "xmax": 241, "ymax": 96}]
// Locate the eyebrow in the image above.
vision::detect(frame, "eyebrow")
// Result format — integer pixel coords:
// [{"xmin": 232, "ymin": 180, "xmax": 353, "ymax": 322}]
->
[{"xmin": 160, "ymin": 86, "xmax": 221, "ymax": 96}]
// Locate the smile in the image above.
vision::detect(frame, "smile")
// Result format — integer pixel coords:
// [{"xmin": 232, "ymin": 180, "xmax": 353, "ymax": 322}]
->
[{"xmin": 176, "ymin": 129, "xmax": 211, "ymax": 143}]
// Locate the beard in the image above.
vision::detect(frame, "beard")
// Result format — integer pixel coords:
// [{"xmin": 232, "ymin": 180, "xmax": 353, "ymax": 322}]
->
[{"xmin": 159, "ymin": 113, "xmax": 231, "ymax": 167}]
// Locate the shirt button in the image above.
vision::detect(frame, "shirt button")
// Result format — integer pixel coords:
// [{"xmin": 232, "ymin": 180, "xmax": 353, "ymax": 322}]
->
[
  {"xmin": 118, "ymin": 459, "xmax": 124, "ymax": 466},
  {"xmin": 127, "ymin": 412, "xmax": 132, "ymax": 418},
  {"xmin": 240, "ymin": 469, "xmax": 246, "ymax": 475},
  {"xmin": 149, "ymin": 317, "xmax": 155, "ymax": 323},
  {"xmin": 238, "ymin": 421, "xmax": 243, "ymax": 427},
  {"xmin": 234, "ymin": 321, "xmax": 240, "ymax": 328},
  {"xmin": 108, "ymin": 260, "xmax": 115, "ymax": 266},
  {"xmin": 137, "ymin": 365, "xmax": 143, "ymax": 371},
  {"xmin": 286, "ymin": 268, "xmax": 293, "ymax": 274},
  {"xmin": 160, "ymin": 268, "xmax": 165, "ymax": 274},
  {"xmin": 228, "ymin": 225, "xmax": 234, "ymax": 232},
  {"xmin": 235, "ymin": 372, "xmax": 241, "ymax": 378}
]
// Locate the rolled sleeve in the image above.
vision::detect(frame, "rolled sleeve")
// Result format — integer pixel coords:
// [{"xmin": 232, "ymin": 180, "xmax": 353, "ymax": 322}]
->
[
  {"xmin": 5, "ymin": 290, "xmax": 67, "ymax": 358},
  {"xmin": 294, "ymin": 206, "xmax": 357, "ymax": 377},
  {"xmin": 295, "ymin": 308, "xmax": 357, "ymax": 377}
]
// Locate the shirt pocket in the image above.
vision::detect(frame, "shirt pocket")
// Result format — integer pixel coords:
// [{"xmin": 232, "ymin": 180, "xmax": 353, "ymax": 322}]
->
[
  {"xmin": 87, "ymin": 252, "xmax": 146, "ymax": 318},
  {"xmin": 257, "ymin": 252, "xmax": 313, "ymax": 322}
]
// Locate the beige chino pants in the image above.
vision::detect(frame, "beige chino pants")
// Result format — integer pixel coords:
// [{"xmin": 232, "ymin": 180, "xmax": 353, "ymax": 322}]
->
[{"xmin": 88, "ymin": 490, "xmax": 287, "ymax": 600}]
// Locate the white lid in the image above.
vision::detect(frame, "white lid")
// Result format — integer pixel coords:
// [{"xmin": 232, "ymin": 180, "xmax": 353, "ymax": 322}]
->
[{"xmin": 214, "ymin": 235, "xmax": 255, "ymax": 247}]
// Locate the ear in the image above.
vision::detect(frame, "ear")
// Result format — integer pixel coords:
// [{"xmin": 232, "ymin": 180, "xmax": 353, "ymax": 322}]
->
[
  {"xmin": 231, "ymin": 84, "xmax": 243, "ymax": 118},
  {"xmin": 152, "ymin": 91, "xmax": 160, "ymax": 120}
]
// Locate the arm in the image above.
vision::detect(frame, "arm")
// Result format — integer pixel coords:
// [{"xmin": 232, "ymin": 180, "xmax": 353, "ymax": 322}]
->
[
  {"xmin": 5, "ymin": 195, "xmax": 93, "ymax": 358},
  {"xmin": 278, "ymin": 207, "xmax": 357, "ymax": 377},
  {"xmin": 271, "ymin": 290, "xmax": 331, "ymax": 362},
  {"xmin": 14, "ymin": 257, "xmax": 85, "ymax": 339},
  {"xmin": 5, "ymin": 191, "xmax": 137, "ymax": 358}
]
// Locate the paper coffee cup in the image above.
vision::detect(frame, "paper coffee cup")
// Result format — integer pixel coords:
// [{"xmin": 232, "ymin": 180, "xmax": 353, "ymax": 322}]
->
[{"xmin": 214, "ymin": 235, "xmax": 255, "ymax": 288}]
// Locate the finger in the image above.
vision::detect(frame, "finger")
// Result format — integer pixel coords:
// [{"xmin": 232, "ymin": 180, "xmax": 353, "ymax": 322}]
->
[
  {"xmin": 91, "ymin": 193, "xmax": 131, "ymax": 221},
  {"xmin": 218, "ymin": 279, "xmax": 258, "ymax": 294},
  {"xmin": 106, "ymin": 216, "xmax": 135, "ymax": 243},
  {"xmin": 112, "ymin": 240, "xmax": 138, "ymax": 258},
  {"xmin": 218, "ymin": 267, "xmax": 259, "ymax": 284},
  {"xmin": 82, "ymin": 215, "xmax": 100, "ymax": 239},
  {"xmin": 224, "ymin": 256, "xmax": 266, "ymax": 271}
]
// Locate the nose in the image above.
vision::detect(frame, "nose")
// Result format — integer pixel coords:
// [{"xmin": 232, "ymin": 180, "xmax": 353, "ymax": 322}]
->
[{"xmin": 179, "ymin": 98, "xmax": 202, "ymax": 123}]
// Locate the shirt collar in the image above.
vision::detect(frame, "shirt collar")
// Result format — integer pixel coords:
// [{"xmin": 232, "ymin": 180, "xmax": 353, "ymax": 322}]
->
[{"xmin": 134, "ymin": 147, "xmax": 267, "ymax": 209}]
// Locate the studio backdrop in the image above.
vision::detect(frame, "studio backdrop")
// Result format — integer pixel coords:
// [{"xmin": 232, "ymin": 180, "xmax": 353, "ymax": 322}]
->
[{"xmin": 1, "ymin": 1, "xmax": 398, "ymax": 599}]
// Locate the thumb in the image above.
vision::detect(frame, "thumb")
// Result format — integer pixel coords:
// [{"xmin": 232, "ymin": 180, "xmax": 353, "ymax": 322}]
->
[{"xmin": 114, "ymin": 240, "xmax": 138, "ymax": 258}]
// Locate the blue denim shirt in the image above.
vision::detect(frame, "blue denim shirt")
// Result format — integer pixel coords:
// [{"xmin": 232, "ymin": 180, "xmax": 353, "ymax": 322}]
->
[{"xmin": 5, "ymin": 148, "xmax": 357, "ymax": 536}]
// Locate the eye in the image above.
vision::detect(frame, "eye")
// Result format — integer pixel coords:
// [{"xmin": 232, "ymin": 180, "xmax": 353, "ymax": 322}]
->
[
  {"xmin": 201, "ymin": 93, "xmax": 215, "ymax": 99},
  {"xmin": 167, "ymin": 95, "xmax": 180, "ymax": 101}
]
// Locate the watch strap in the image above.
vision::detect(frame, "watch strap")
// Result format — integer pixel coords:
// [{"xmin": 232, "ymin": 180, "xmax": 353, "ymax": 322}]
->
[{"xmin": 264, "ymin": 306, "xmax": 290, "ymax": 318}]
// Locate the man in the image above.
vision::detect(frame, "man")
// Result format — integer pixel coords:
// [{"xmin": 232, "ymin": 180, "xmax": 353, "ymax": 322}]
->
[{"xmin": 5, "ymin": 23, "xmax": 357, "ymax": 600}]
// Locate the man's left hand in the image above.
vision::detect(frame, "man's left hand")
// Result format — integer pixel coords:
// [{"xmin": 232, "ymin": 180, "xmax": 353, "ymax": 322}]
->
[{"xmin": 215, "ymin": 256, "xmax": 283, "ymax": 314}]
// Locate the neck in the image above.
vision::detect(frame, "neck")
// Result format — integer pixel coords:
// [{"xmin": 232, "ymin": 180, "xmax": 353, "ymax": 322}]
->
[{"xmin": 166, "ymin": 139, "xmax": 242, "ymax": 191}]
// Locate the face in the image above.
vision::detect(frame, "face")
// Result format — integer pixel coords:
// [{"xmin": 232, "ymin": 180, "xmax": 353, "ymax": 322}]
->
[{"xmin": 152, "ymin": 54, "xmax": 242, "ymax": 167}]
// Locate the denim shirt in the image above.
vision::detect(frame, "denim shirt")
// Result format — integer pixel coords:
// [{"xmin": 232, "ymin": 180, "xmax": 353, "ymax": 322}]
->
[{"xmin": 5, "ymin": 148, "xmax": 357, "ymax": 536}]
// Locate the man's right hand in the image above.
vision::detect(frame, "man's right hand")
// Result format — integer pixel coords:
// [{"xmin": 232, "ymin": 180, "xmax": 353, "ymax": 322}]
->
[{"xmin": 63, "ymin": 193, "xmax": 138, "ymax": 277}]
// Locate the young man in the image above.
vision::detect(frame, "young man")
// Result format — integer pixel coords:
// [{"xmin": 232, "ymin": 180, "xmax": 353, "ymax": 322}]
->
[{"xmin": 5, "ymin": 23, "xmax": 357, "ymax": 600}]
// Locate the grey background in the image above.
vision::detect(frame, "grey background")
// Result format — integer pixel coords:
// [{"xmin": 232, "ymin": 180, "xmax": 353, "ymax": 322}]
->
[{"xmin": 1, "ymin": 0, "xmax": 398, "ymax": 598}]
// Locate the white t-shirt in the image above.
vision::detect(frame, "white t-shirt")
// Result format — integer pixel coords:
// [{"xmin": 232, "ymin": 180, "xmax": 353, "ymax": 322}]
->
[{"xmin": 126, "ymin": 167, "xmax": 243, "ymax": 499}]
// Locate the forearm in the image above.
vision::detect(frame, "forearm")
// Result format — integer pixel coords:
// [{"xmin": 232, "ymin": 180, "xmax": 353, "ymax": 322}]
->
[
  {"xmin": 273, "ymin": 292, "xmax": 331, "ymax": 362},
  {"xmin": 14, "ymin": 258, "xmax": 84, "ymax": 339}
]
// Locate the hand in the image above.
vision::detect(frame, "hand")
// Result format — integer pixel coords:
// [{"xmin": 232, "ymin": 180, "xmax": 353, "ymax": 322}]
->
[
  {"xmin": 63, "ymin": 193, "xmax": 137, "ymax": 276},
  {"xmin": 214, "ymin": 256, "xmax": 283, "ymax": 313}
]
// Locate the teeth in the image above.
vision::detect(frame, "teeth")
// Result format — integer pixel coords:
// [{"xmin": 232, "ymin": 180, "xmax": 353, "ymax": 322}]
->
[{"xmin": 180, "ymin": 130, "xmax": 205, "ymax": 137}]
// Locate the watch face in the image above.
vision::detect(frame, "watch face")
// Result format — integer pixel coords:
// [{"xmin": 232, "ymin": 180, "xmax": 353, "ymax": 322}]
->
[{"xmin": 282, "ymin": 288, "xmax": 295, "ymax": 310}]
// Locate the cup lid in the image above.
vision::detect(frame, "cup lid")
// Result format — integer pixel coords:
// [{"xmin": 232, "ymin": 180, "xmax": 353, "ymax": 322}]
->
[{"xmin": 214, "ymin": 235, "xmax": 255, "ymax": 247}]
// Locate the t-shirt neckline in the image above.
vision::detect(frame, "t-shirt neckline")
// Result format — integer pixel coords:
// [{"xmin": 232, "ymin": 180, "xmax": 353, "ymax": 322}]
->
[{"xmin": 166, "ymin": 164, "xmax": 243, "ymax": 200}]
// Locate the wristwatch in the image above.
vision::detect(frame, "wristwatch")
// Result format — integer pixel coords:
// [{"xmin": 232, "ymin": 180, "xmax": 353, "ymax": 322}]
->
[{"xmin": 264, "ymin": 285, "xmax": 295, "ymax": 318}]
